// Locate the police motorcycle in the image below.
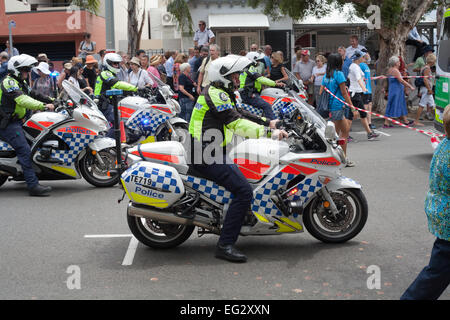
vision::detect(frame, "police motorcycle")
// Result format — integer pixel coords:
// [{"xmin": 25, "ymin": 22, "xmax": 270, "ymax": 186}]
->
[
  {"xmin": 120, "ymin": 103, "xmax": 368, "ymax": 249},
  {"xmin": 237, "ymin": 68, "xmax": 309, "ymax": 119},
  {"xmin": 116, "ymin": 72, "xmax": 188, "ymax": 146},
  {"xmin": 0, "ymin": 80, "xmax": 119, "ymax": 189}
]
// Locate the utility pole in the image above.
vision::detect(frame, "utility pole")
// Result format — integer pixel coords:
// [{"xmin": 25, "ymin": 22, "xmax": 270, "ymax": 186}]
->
[{"xmin": 105, "ymin": 0, "xmax": 115, "ymax": 52}]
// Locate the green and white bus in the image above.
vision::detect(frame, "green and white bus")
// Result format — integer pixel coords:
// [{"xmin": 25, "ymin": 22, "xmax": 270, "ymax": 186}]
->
[{"xmin": 435, "ymin": 8, "xmax": 450, "ymax": 133}]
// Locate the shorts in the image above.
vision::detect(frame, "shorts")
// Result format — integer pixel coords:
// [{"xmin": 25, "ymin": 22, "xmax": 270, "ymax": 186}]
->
[
  {"xmin": 330, "ymin": 109, "xmax": 345, "ymax": 121},
  {"xmin": 419, "ymin": 87, "xmax": 435, "ymax": 108},
  {"xmin": 363, "ymin": 94, "xmax": 372, "ymax": 105},
  {"xmin": 350, "ymin": 92, "xmax": 367, "ymax": 119}
]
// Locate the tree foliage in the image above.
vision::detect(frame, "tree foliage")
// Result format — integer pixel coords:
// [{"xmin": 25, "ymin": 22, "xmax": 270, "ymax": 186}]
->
[
  {"xmin": 71, "ymin": 0, "xmax": 100, "ymax": 14},
  {"xmin": 167, "ymin": 0, "xmax": 194, "ymax": 34}
]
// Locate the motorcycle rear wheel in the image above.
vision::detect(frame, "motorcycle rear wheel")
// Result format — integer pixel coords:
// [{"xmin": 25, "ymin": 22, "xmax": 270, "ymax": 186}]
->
[
  {"xmin": 0, "ymin": 175, "xmax": 7, "ymax": 188},
  {"xmin": 127, "ymin": 214, "xmax": 195, "ymax": 249},
  {"xmin": 80, "ymin": 148, "xmax": 119, "ymax": 188},
  {"xmin": 303, "ymin": 188, "xmax": 368, "ymax": 243}
]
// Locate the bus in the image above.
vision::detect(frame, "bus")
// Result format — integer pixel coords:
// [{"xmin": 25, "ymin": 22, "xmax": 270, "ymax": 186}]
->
[{"xmin": 435, "ymin": 8, "xmax": 450, "ymax": 133}]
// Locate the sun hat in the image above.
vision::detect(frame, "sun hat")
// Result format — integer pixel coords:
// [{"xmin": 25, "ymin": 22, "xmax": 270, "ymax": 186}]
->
[
  {"xmin": 64, "ymin": 62, "xmax": 73, "ymax": 70},
  {"xmin": 36, "ymin": 62, "xmax": 51, "ymax": 75},
  {"xmin": 129, "ymin": 57, "xmax": 141, "ymax": 66},
  {"xmin": 85, "ymin": 55, "xmax": 98, "ymax": 64},
  {"xmin": 300, "ymin": 50, "xmax": 310, "ymax": 56},
  {"xmin": 351, "ymin": 50, "xmax": 363, "ymax": 61},
  {"xmin": 150, "ymin": 55, "xmax": 162, "ymax": 66}
]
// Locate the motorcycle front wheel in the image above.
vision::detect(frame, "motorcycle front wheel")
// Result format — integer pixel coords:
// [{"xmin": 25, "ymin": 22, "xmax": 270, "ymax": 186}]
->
[
  {"xmin": 80, "ymin": 148, "xmax": 119, "ymax": 188},
  {"xmin": 127, "ymin": 214, "xmax": 195, "ymax": 249},
  {"xmin": 303, "ymin": 188, "xmax": 368, "ymax": 243}
]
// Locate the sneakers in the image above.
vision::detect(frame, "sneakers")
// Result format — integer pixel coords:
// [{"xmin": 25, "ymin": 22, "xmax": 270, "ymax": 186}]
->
[
  {"xmin": 367, "ymin": 131, "xmax": 380, "ymax": 140},
  {"xmin": 347, "ymin": 136, "xmax": 354, "ymax": 143},
  {"xmin": 29, "ymin": 184, "xmax": 52, "ymax": 197},
  {"xmin": 425, "ymin": 112, "xmax": 434, "ymax": 121},
  {"xmin": 345, "ymin": 159, "xmax": 356, "ymax": 167},
  {"xmin": 369, "ymin": 123, "xmax": 377, "ymax": 130}
]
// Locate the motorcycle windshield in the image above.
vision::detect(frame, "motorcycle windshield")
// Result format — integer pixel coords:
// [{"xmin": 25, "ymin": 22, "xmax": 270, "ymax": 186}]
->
[
  {"xmin": 62, "ymin": 80, "xmax": 98, "ymax": 110},
  {"xmin": 285, "ymin": 69, "xmax": 303, "ymax": 92},
  {"xmin": 148, "ymin": 72, "xmax": 175, "ymax": 98},
  {"xmin": 290, "ymin": 91, "xmax": 327, "ymax": 129}
]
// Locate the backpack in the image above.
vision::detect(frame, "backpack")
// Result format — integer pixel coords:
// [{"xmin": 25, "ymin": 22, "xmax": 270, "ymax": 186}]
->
[{"xmin": 414, "ymin": 66, "xmax": 428, "ymax": 88}]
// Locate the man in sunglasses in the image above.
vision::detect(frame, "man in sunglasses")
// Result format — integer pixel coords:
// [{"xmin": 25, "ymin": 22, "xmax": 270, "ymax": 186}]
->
[{"xmin": 194, "ymin": 20, "xmax": 215, "ymax": 48}]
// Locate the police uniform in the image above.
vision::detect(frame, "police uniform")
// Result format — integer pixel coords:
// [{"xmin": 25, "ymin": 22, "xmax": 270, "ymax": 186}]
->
[
  {"xmin": 94, "ymin": 70, "xmax": 137, "ymax": 124},
  {"xmin": 194, "ymin": 28, "xmax": 215, "ymax": 47},
  {"xmin": 0, "ymin": 75, "xmax": 53, "ymax": 189},
  {"xmin": 189, "ymin": 85, "xmax": 270, "ymax": 246},
  {"xmin": 239, "ymin": 66, "xmax": 277, "ymax": 120}
]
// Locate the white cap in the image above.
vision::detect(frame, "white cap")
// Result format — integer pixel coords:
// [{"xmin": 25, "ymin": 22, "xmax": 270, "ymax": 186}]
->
[{"xmin": 36, "ymin": 62, "xmax": 51, "ymax": 75}]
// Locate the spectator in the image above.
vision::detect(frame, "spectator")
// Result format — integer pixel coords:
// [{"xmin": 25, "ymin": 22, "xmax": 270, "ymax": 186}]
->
[
  {"xmin": 82, "ymin": 55, "xmax": 99, "ymax": 89},
  {"xmin": 0, "ymin": 51, "xmax": 9, "ymax": 80},
  {"xmin": 128, "ymin": 57, "xmax": 153, "ymax": 89},
  {"xmin": 239, "ymin": 50, "xmax": 247, "ymax": 56},
  {"xmin": 164, "ymin": 51, "xmax": 176, "ymax": 89},
  {"xmin": 360, "ymin": 49, "xmax": 375, "ymax": 129},
  {"xmin": 345, "ymin": 35, "xmax": 366, "ymax": 60},
  {"xmin": 400, "ymin": 105, "xmax": 449, "ymax": 300},
  {"xmin": 5, "ymin": 40, "xmax": 19, "ymax": 57},
  {"xmin": 293, "ymin": 50, "xmax": 315, "ymax": 105},
  {"xmin": 413, "ymin": 53, "xmax": 437, "ymax": 126},
  {"xmin": 269, "ymin": 51, "xmax": 288, "ymax": 83},
  {"xmin": 192, "ymin": 46, "xmax": 209, "ymax": 83},
  {"xmin": 413, "ymin": 46, "xmax": 434, "ymax": 79},
  {"xmin": 347, "ymin": 50, "xmax": 379, "ymax": 141},
  {"xmin": 117, "ymin": 51, "xmax": 130, "ymax": 82},
  {"xmin": 291, "ymin": 46, "xmax": 302, "ymax": 70},
  {"xmin": 194, "ymin": 20, "xmax": 215, "ymax": 47},
  {"xmin": 71, "ymin": 66, "xmax": 93, "ymax": 95},
  {"xmin": 188, "ymin": 48, "xmax": 195, "ymax": 60},
  {"xmin": 68, "ymin": 66, "xmax": 81, "ymax": 89},
  {"xmin": 98, "ymin": 50, "xmax": 106, "ymax": 70},
  {"xmin": 250, "ymin": 44, "xmax": 258, "ymax": 52},
  {"xmin": 310, "ymin": 54, "xmax": 327, "ymax": 107},
  {"xmin": 156, "ymin": 55, "xmax": 167, "ymax": 83},
  {"xmin": 319, "ymin": 53, "xmax": 354, "ymax": 166},
  {"xmin": 197, "ymin": 44, "xmax": 220, "ymax": 94},
  {"xmin": 57, "ymin": 62, "xmax": 72, "ymax": 89},
  {"xmin": 72, "ymin": 57, "xmax": 83, "ymax": 67},
  {"xmin": 264, "ymin": 45, "xmax": 273, "ymax": 73},
  {"xmin": 147, "ymin": 55, "xmax": 162, "ymax": 88},
  {"xmin": 178, "ymin": 63, "xmax": 197, "ymax": 121},
  {"xmin": 135, "ymin": 50, "xmax": 146, "ymax": 59},
  {"xmin": 31, "ymin": 54, "xmax": 49, "ymax": 86},
  {"xmin": 383, "ymin": 56, "xmax": 415, "ymax": 128},
  {"xmin": 338, "ymin": 46, "xmax": 352, "ymax": 79},
  {"xmin": 48, "ymin": 62, "xmax": 55, "ymax": 73},
  {"xmin": 406, "ymin": 27, "xmax": 427, "ymax": 63},
  {"xmin": 32, "ymin": 62, "xmax": 54, "ymax": 98},
  {"xmin": 189, "ymin": 47, "xmax": 200, "ymax": 75},
  {"xmin": 173, "ymin": 53, "xmax": 188, "ymax": 92},
  {"xmin": 78, "ymin": 33, "xmax": 96, "ymax": 60},
  {"xmin": 140, "ymin": 54, "xmax": 150, "ymax": 70}
]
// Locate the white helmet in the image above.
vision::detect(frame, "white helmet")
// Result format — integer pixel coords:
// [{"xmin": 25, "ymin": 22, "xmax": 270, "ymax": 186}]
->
[
  {"xmin": 8, "ymin": 54, "xmax": 38, "ymax": 78},
  {"xmin": 245, "ymin": 51, "xmax": 265, "ymax": 64},
  {"xmin": 208, "ymin": 55, "xmax": 253, "ymax": 89},
  {"xmin": 103, "ymin": 53, "xmax": 122, "ymax": 74}
]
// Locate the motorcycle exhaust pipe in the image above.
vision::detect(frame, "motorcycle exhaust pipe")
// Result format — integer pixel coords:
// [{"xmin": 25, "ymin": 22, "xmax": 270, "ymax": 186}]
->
[{"xmin": 127, "ymin": 203, "xmax": 220, "ymax": 234}]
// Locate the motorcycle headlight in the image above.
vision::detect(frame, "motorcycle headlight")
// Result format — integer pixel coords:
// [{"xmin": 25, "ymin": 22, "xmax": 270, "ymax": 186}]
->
[{"xmin": 325, "ymin": 121, "xmax": 338, "ymax": 140}]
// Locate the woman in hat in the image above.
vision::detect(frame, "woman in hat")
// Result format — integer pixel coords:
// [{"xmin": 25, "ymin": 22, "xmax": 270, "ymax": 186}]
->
[
  {"xmin": 128, "ymin": 57, "xmax": 154, "ymax": 89},
  {"xmin": 147, "ymin": 55, "xmax": 162, "ymax": 88},
  {"xmin": 32, "ymin": 62, "xmax": 55, "ymax": 98},
  {"xmin": 82, "ymin": 55, "xmax": 99, "ymax": 89}
]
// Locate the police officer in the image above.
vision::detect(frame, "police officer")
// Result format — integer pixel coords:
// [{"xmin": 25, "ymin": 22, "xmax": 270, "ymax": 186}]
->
[
  {"xmin": 94, "ymin": 53, "xmax": 138, "ymax": 127},
  {"xmin": 239, "ymin": 52, "xmax": 285, "ymax": 120},
  {"xmin": 193, "ymin": 20, "xmax": 215, "ymax": 48},
  {"xmin": 189, "ymin": 55, "xmax": 287, "ymax": 262},
  {"xmin": 0, "ymin": 54, "xmax": 55, "ymax": 196}
]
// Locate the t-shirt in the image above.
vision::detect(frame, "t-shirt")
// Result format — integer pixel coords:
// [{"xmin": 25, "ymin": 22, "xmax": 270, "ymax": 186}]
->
[
  {"xmin": 413, "ymin": 57, "xmax": 426, "ymax": 74},
  {"xmin": 342, "ymin": 57, "xmax": 352, "ymax": 79},
  {"xmin": 293, "ymin": 59, "xmax": 315, "ymax": 82},
  {"xmin": 322, "ymin": 70, "xmax": 347, "ymax": 111},
  {"xmin": 82, "ymin": 67, "xmax": 97, "ymax": 89},
  {"xmin": 359, "ymin": 62, "xmax": 372, "ymax": 94},
  {"xmin": 312, "ymin": 65, "xmax": 327, "ymax": 86},
  {"xmin": 264, "ymin": 55, "xmax": 272, "ymax": 72},
  {"xmin": 178, "ymin": 73, "xmax": 196, "ymax": 99},
  {"xmin": 348, "ymin": 63, "xmax": 365, "ymax": 93}
]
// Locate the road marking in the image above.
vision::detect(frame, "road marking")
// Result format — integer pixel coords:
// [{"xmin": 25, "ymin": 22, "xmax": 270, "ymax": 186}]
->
[
  {"xmin": 122, "ymin": 236, "xmax": 139, "ymax": 266},
  {"xmin": 352, "ymin": 130, "xmax": 391, "ymax": 137},
  {"xmin": 84, "ymin": 234, "xmax": 133, "ymax": 238}
]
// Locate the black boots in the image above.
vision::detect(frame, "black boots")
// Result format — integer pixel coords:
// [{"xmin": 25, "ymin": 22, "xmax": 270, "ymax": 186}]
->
[
  {"xmin": 215, "ymin": 243, "xmax": 247, "ymax": 263},
  {"xmin": 29, "ymin": 184, "xmax": 52, "ymax": 197}
]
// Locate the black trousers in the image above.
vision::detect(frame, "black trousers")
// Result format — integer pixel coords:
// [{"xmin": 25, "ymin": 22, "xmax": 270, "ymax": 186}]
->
[{"xmin": 192, "ymin": 155, "xmax": 253, "ymax": 245}]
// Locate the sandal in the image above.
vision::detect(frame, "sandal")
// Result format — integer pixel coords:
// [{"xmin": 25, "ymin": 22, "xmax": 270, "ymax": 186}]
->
[{"xmin": 402, "ymin": 120, "xmax": 414, "ymax": 126}]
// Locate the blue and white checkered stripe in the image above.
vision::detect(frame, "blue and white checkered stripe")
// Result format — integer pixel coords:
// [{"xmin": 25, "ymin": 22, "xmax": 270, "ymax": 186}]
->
[
  {"xmin": 123, "ymin": 163, "xmax": 182, "ymax": 194},
  {"xmin": 289, "ymin": 178, "xmax": 323, "ymax": 206},
  {"xmin": 279, "ymin": 102, "xmax": 298, "ymax": 118},
  {"xmin": 49, "ymin": 132, "xmax": 96, "ymax": 165},
  {"xmin": 238, "ymin": 103, "xmax": 264, "ymax": 117},
  {"xmin": 0, "ymin": 141, "xmax": 13, "ymax": 151},
  {"xmin": 127, "ymin": 110, "xmax": 170, "ymax": 134},
  {"xmin": 216, "ymin": 104, "xmax": 234, "ymax": 112},
  {"xmin": 271, "ymin": 100, "xmax": 289, "ymax": 117},
  {"xmin": 182, "ymin": 175, "xmax": 233, "ymax": 204},
  {"xmin": 251, "ymin": 172, "xmax": 296, "ymax": 217}
]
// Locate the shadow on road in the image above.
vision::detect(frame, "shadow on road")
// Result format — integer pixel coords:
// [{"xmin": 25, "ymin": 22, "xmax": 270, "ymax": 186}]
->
[{"xmin": 404, "ymin": 153, "xmax": 433, "ymax": 173}]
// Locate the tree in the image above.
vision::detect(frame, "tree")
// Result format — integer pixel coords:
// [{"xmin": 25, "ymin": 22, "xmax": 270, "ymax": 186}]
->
[
  {"xmin": 167, "ymin": 0, "xmax": 194, "ymax": 35},
  {"xmin": 71, "ymin": 0, "xmax": 100, "ymax": 14},
  {"xmin": 250, "ymin": 0, "xmax": 442, "ymax": 112},
  {"xmin": 127, "ymin": 0, "xmax": 147, "ymax": 57}
]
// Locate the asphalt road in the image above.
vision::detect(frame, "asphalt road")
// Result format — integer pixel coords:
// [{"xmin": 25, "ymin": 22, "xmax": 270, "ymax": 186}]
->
[{"xmin": 0, "ymin": 117, "xmax": 448, "ymax": 300}]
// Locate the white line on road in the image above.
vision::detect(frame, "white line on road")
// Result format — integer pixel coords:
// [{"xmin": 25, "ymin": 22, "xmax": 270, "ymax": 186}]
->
[
  {"xmin": 84, "ymin": 234, "xmax": 132, "ymax": 238},
  {"xmin": 122, "ymin": 236, "xmax": 139, "ymax": 266},
  {"xmin": 352, "ymin": 130, "xmax": 391, "ymax": 137}
]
